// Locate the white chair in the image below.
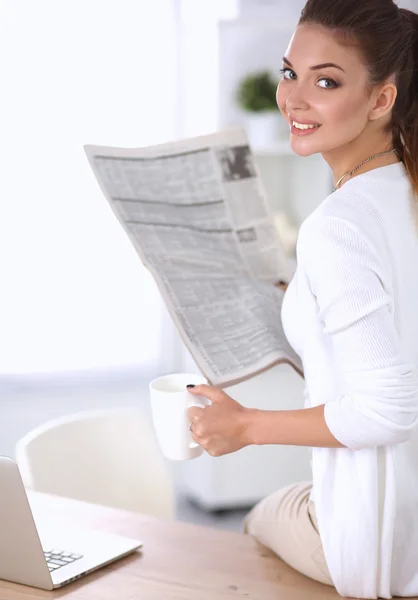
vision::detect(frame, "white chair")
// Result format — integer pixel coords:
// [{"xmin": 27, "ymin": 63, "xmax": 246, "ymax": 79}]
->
[{"xmin": 15, "ymin": 407, "xmax": 175, "ymax": 519}]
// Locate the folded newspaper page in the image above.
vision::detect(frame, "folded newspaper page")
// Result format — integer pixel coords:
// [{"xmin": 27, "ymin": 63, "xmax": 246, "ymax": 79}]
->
[{"xmin": 84, "ymin": 128, "xmax": 303, "ymax": 387}]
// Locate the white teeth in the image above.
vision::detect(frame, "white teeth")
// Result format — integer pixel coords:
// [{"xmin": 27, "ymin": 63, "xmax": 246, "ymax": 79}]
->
[{"xmin": 292, "ymin": 121, "xmax": 320, "ymax": 130}]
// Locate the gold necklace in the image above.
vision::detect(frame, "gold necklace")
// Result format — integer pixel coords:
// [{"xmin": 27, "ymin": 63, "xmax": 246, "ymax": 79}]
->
[{"xmin": 333, "ymin": 148, "xmax": 396, "ymax": 191}]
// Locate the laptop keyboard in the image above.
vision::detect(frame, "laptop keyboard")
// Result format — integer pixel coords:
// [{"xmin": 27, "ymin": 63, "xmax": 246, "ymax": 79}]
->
[{"xmin": 44, "ymin": 548, "xmax": 84, "ymax": 572}]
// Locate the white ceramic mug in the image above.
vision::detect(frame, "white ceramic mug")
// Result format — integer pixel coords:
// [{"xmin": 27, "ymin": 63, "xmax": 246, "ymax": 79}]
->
[{"xmin": 149, "ymin": 373, "xmax": 210, "ymax": 461}]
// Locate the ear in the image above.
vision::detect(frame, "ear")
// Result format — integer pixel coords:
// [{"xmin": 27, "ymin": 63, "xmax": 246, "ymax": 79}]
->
[{"xmin": 369, "ymin": 80, "xmax": 398, "ymax": 122}]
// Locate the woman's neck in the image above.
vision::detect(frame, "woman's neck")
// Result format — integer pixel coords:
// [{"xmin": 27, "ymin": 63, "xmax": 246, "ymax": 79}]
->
[
  {"xmin": 334, "ymin": 151, "xmax": 400, "ymax": 189},
  {"xmin": 322, "ymin": 133, "xmax": 400, "ymax": 190}
]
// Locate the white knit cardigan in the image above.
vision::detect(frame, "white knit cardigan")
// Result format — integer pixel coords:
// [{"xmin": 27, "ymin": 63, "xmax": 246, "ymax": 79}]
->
[{"xmin": 281, "ymin": 162, "xmax": 418, "ymax": 599}]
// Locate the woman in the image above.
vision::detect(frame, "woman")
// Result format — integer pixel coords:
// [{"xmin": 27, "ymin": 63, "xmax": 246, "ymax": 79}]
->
[{"xmin": 187, "ymin": 0, "xmax": 418, "ymax": 597}]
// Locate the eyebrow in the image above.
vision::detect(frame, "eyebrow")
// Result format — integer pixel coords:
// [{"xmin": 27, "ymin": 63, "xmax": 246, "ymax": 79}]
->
[{"xmin": 282, "ymin": 56, "xmax": 345, "ymax": 73}]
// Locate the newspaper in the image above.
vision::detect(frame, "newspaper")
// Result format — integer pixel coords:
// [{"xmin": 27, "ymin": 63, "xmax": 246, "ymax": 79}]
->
[{"xmin": 84, "ymin": 128, "xmax": 303, "ymax": 388}]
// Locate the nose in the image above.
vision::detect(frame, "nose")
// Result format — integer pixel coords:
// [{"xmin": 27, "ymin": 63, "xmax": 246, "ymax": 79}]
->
[{"xmin": 277, "ymin": 81, "xmax": 310, "ymax": 118}]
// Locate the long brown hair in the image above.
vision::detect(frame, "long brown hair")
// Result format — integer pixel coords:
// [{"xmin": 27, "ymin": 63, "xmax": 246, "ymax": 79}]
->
[{"xmin": 299, "ymin": 0, "xmax": 418, "ymax": 197}]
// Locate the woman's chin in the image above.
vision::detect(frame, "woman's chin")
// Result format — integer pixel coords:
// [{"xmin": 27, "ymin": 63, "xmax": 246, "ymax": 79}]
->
[{"xmin": 289, "ymin": 141, "xmax": 320, "ymax": 157}]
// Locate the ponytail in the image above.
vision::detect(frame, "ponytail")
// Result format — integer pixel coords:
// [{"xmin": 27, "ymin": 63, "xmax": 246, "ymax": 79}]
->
[{"xmin": 393, "ymin": 9, "xmax": 418, "ymax": 200}]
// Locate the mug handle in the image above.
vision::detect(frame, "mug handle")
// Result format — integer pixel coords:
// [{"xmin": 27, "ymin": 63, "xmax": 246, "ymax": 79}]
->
[{"xmin": 188, "ymin": 396, "xmax": 211, "ymax": 449}]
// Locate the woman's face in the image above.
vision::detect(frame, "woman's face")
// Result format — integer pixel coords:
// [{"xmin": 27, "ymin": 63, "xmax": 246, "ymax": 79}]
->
[{"xmin": 276, "ymin": 24, "xmax": 375, "ymax": 157}]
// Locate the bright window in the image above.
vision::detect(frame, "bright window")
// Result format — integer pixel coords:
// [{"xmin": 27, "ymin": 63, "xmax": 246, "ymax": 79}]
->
[{"xmin": 0, "ymin": 0, "xmax": 179, "ymax": 375}]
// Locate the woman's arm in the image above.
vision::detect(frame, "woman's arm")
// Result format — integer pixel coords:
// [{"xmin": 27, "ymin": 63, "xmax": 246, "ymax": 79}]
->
[
  {"xmin": 296, "ymin": 215, "xmax": 418, "ymax": 451},
  {"xmin": 187, "ymin": 214, "xmax": 418, "ymax": 456},
  {"xmin": 187, "ymin": 384, "xmax": 345, "ymax": 457},
  {"xmin": 246, "ymin": 404, "xmax": 346, "ymax": 448}
]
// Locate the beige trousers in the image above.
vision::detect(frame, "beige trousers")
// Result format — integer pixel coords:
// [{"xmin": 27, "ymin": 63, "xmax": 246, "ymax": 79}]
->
[{"xmin": 243, "ymin": 481, "xmax": 334, "ymax": 587}]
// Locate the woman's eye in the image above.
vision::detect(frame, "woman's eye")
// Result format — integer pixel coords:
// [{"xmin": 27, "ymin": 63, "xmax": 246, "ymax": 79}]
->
[
  {"xmin": 279, "ymin": 68, "xmax": 296, "ymax": 80},
  {"xmin": 279, "ymin": 68, "xmax": 339, "ymax": 89},
  {"xmin": 317, "ymin": 78, "xmax": 338, "ymax": 89}
]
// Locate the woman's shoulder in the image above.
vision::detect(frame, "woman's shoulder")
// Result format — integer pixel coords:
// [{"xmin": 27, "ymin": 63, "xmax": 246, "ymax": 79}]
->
[
  {"xmin": 294, "ymin": 163, "xmax": 410, "ymax": 285},
  {"xmin": 297, "ymin": 190, "xmax": 376, "ymax": 248},
  {"xmin": 296, "ymin": 188, "xmax": 390, "ymax": 269},
  {"xmin": 298, "ymin": 162, "xmax": 409, "ymax": 246}
]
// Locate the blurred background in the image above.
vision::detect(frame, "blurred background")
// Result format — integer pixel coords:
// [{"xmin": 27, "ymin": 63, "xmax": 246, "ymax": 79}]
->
[{"xmin": 1, "ymin": 0, "xmax": 415, "ymax": 531}]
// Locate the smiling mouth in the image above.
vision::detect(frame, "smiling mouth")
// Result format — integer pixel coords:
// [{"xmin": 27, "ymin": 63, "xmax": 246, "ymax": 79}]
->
[{"xmin": 291, "ymin": 120, "xmax": 321, "ymax": 130}]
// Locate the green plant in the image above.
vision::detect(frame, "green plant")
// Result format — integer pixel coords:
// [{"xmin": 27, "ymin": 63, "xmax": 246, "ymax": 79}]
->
[{"xmin": 236, "ymin": 70, "xmax": 279, "ymax": 113}]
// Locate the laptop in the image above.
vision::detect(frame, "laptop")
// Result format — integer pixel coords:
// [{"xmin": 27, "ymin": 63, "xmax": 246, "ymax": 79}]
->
[{"xmin": 0, "ymin": 455, "xmax": 143, "ymax": 590}]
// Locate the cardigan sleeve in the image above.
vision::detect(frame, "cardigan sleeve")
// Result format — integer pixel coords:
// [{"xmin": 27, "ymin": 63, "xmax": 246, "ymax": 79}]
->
[{"xmin": 297, "ymin": 214, "xmax": 418, "ymax": 450}]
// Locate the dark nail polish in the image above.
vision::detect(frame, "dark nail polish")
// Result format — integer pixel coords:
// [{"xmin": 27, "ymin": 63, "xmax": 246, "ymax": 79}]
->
[{"xmin": 186, "ymin": 384, "xmax": 195, "ymax": 388}]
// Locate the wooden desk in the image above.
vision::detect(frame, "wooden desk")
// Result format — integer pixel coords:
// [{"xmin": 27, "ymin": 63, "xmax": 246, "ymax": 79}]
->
[{"xmin": 0, "ymin": 492, "xmax": 340, "ymax": 600}]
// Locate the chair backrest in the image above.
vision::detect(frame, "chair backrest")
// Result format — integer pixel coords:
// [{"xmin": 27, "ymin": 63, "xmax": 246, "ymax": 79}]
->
[{"xmin": 15, "ymin": 407, "xmax": 175, "ymax": 519}]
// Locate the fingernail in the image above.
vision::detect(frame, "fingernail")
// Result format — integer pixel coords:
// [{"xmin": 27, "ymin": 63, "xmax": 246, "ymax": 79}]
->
[{"xmin": 186, "ymin": 384, "xmax": 195, "ymax": 388}]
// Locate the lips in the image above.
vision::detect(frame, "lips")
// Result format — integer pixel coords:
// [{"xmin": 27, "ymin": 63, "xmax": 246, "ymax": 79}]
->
[
  {"xmin": 288, "ymin": 114, "xmax": 321, "ymax": 126},
  {"xmin": 290, "ymin": 121, "xmax": 322, "ymax": 136}
]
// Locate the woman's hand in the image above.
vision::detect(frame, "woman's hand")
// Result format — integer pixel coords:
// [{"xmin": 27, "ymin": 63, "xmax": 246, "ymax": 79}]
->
[{"xmin": 186, "ymin": 384, "xmax": 253, "ymax": 457}]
